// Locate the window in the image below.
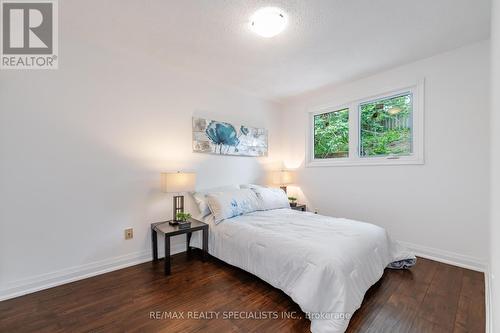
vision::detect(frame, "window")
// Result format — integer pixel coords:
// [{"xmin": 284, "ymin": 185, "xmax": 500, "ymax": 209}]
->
[
  {"xmin": 314, "ymin": 108, "xmax": 349, "ymax": 159},
  {"xmin": 359, "ymin": 93, "xmax": 412, "ymax": 157},
  {"xmin": 308, "ymin": 82, "xmax": 424, "ymax": 166}
]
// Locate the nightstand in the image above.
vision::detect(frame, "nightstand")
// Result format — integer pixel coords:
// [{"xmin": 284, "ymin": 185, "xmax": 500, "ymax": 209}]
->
[
  {"xmin": 291, "ymin": 204, "xmax": 306, "ymax": 212},
  {"xmin": 151, "ymin": 218, "xmax": 208, "ymax": 275}
]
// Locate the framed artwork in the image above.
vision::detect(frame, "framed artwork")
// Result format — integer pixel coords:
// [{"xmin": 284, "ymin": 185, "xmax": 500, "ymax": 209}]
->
[{"xmin": 192, "ymin": 117, "xmax": 268, "ymax": 157}]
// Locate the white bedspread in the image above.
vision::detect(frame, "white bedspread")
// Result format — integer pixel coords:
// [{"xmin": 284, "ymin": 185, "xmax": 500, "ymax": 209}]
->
[{"xmin": 190, "ymin": 208, "xmax": 415, "ymax": 333}]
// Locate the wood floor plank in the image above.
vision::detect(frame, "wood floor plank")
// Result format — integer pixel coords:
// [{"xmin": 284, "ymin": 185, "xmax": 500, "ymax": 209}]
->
[
  {"xmin": 409, "ymin": 263, "xmax": 465, "ymax": 332},
  {"xmin": 359, "ymin": 257, "xmax": 439, "ymax": 333},
  {"xmin": 453, "ymin": 269, "xmax": 485, "ymax": 332},
  {"xmin": 346, "ymin": 257, "xmax": 438, "ymax": 333},
  {"xmin": 0, "ymin": 253, "xmax": 485, "ymax": 333}
]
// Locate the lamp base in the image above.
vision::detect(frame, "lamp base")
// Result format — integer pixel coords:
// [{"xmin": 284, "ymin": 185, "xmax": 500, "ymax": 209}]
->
[
  {"xmin": 173, "ymin": 195, "xmax": 185, "ymax": 221},
  {"xmin": 280, "ymin": 186, "xmax": 287, "ymax": 194}
]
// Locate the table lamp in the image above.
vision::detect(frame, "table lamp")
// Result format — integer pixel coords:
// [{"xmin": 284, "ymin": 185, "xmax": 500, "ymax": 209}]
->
[
  {"xmin": 272, "ymin": 169, "xmax": 294, "ymax": 194},
  {"xmin": 160, "ymin": 171, "xmax": 196, "ymax": 224}
]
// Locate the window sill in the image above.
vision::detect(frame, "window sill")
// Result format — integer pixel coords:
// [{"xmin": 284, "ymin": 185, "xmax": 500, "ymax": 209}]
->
[{"xmin": 306, "ymin": 156, "xmax": 424, "ymax": 167}]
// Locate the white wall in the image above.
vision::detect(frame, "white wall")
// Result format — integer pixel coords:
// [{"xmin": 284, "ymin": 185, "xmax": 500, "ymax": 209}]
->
[
  {"xmin": 280, "ymin": 41, "xmax": 491, "ymax": 269},
  {"xmin": 0, "ymin": 20, "xmax": 282, "ymax": 299},
  {"xmin": 490, "ymin": 0, "xmax": 500, "ymax": 330}
]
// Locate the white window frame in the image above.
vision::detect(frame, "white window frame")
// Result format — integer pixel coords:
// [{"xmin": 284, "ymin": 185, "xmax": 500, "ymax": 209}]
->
[{"xmin": 306, "ymin": 80, "xmax": 424, "ymax": 167}]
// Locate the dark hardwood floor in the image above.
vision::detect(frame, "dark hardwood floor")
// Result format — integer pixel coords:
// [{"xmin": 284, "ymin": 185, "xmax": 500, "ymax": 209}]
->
[{"xmin": 0, "ymin": 252, "xmax": 485, "ymax": 333}]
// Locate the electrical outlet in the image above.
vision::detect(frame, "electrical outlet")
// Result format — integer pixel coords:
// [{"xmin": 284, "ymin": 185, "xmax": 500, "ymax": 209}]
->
[{"xmin": 125, "ymin": 228, "xmax": 133, "ymax": 240}]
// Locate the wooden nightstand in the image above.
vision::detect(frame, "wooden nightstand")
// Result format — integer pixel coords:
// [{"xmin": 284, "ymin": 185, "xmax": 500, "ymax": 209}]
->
[
  {"xmin": 151, "ymin": 218, "xmax": 208, "ymax": 275},
  {"xmin": 291, "ymin": 204, "xmax": 306, "ymax": 212}
]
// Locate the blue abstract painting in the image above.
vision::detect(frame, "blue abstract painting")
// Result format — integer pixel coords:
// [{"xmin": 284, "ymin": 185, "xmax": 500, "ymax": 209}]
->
[{"xmin": 192, "ymin": 117, "xmax": 268, "ymax": 157}]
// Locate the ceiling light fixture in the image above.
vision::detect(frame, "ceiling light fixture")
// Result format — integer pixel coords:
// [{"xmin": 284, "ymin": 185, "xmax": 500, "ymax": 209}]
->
[{"xmin": 250, "ymin": 7, "xmax": 287, "ymax": 38}]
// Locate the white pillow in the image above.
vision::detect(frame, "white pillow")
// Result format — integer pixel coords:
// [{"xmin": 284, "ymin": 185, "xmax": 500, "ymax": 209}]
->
[
  {"xmin": 191, "ymin": 185, "xmax": 239, "ymax": 217},
  {"xmin": 206, "ymin": 189, "xmax": 261, "ymax": 224},
  {"xmin": 251, "ymin": 186, "xmax": 290, "ymax": 210},
  {"xmin": 240, "ymin": 184, "xmax": 264, "ymax": 189}
]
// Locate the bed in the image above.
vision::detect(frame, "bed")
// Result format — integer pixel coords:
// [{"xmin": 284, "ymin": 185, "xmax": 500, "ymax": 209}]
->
[{"xmin": 190, "ymin": 188, "xmax": 415, "ymax": 333}]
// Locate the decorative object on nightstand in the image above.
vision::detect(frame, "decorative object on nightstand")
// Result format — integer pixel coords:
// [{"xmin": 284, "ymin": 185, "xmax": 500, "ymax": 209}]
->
[
  {"xmin": 151, "ymin": 218, "xmax": 208, "ymax": 275},
  {"xmin": 288, "ymin": 196, "xmax": 297, "ymax": 207},
  {"xmin": 160, "ymin": 171, "xmax": 196, "ymax": 225},
  {"xmin": 291, "ymin": 204, "xmax": 306, "ymax": 212},
  {"xmin": 175, "ymin": 212, "xmax": 192, "ymax": 229},
  {"xmin": 273, "ymin": 169, "xmax": 294, "ymax": 193}
]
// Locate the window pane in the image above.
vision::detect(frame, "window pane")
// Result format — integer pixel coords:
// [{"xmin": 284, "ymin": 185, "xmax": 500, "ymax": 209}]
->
[
  {"xmin": 360, "ymin": 93, "xmax": 412, "ymax": 157},
  {"xmin": 314, "ymin": 108, "xmax": 349, "ymax": 159}
]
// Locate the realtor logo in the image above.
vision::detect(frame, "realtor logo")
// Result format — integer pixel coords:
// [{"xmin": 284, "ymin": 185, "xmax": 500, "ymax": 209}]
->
[{"xmin": 1, "ymin": 0, "xmax": 58, "ymax": 69}]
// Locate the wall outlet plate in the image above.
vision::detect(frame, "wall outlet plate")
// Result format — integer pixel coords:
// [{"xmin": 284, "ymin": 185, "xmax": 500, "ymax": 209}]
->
[{"xmin": 125, "ymin": 228, "xmax": 133, "ymax": 240}]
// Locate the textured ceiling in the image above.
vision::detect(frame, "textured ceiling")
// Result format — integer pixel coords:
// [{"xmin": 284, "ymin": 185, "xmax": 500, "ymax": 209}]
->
[{"xmin": 66, "ymin": 0, "xmax": 491, "ymax": 101}]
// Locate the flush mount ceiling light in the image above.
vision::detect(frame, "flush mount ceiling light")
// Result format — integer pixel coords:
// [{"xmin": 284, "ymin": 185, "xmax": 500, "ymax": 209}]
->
[{"xmin": 250, "ymin": 7, "xmax": 287, "ymax": 38}]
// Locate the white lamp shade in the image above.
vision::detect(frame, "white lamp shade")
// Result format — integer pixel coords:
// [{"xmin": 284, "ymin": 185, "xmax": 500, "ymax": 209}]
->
[
  {"xmin": 272, "ymin": 170, "xmax": 294, "ymax": 186},
  {"xmin": 160, "ymin": 172, "xmax": 196, "ymax": 193}
]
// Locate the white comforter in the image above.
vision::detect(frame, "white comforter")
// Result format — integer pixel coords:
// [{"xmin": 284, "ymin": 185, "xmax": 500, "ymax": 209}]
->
[{"xmin": 191, "ymin": 208, "xmax": 415, "ymax": 333}]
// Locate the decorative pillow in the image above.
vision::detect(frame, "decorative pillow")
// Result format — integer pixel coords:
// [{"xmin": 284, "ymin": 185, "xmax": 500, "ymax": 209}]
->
[
  {"xmin": 206, "ymin": 189, "xmax": 261, "ymax": 224},
  {"xmin": 191, "ymin": 185, "xmax": 239, "ymax": 217},
  {"xmin": 251, "ymin": 186, "xmax": 290, "ymax": 210}
]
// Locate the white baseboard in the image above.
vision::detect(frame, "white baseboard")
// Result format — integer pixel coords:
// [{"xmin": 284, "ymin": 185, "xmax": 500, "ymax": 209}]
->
[
  {"xmin": 398, "ymin": 240, "xmax": 489, "ymax": 272},
  {"xmin": 0, "ymin": 243, "xmax": 186, "ymax": 302}
]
